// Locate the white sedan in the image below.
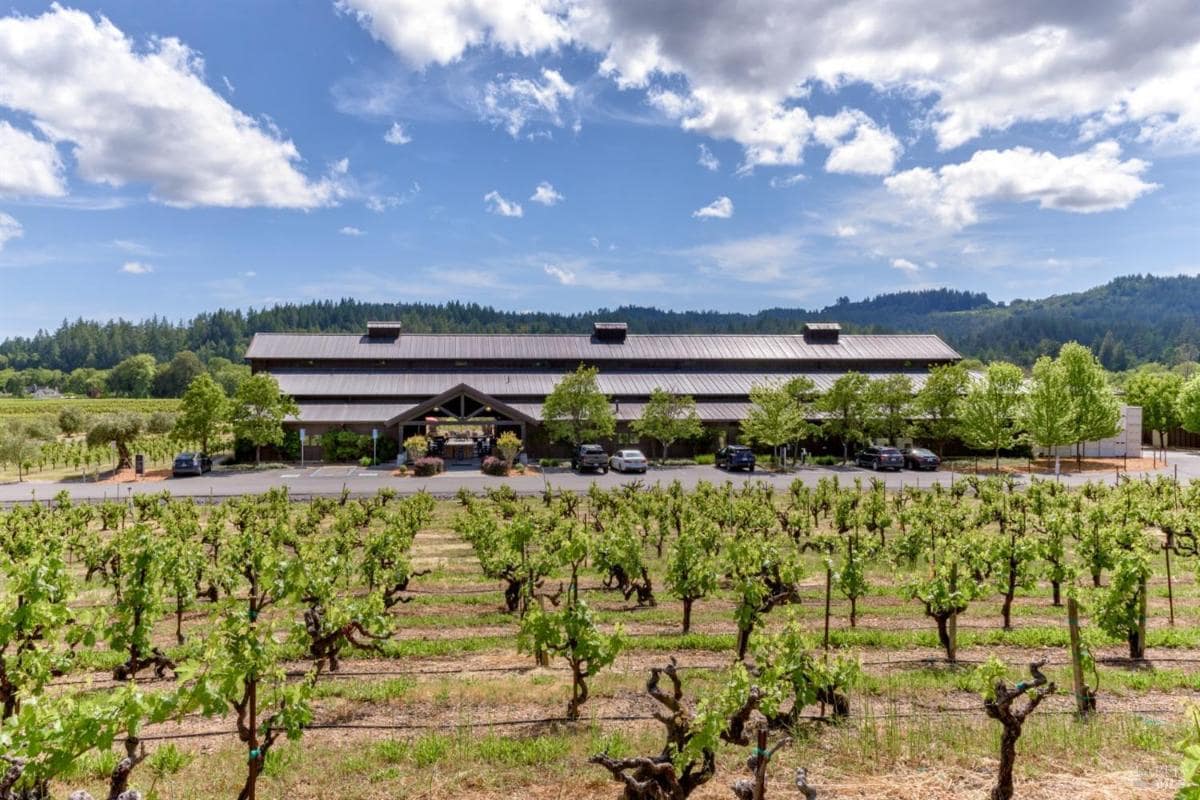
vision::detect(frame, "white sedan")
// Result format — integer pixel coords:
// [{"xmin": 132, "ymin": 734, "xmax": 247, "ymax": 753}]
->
[{"xmin": 610, "ymin": 449, "xmax": 648, "ymax": 474}]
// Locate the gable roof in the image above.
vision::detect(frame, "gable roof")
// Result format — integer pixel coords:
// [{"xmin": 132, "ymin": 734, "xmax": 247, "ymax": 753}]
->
[{"xmin": 245, "ymin": 332, "xmax": 960, "ymax": 363}]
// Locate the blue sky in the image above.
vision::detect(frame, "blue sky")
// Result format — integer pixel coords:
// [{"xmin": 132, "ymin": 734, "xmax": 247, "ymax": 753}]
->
[{"xmin": 1, "ymin": 1, "xmax": 1198, "ymax": 338}]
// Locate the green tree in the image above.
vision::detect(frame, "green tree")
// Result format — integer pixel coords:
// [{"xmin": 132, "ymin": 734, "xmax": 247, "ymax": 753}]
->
[
  {"xmin": 1180, "ymin": 374, "xmax": 1200, "ymax": 438},
  {"xmin": 632, "ymin": 388, "xmax": 704, "ymax": 461},
  {"xmin": 868, "ymin": 374, "xmax": 914, "ymax": 445},
  {"xmin": 229, "ymin": 374, "xmax": 298, "ymax": 465},
  {"xmin": 817, "ymin": 372, "xmax": 871, "ymax": 463},
  {"xmin": 1021, "ymin": 356, "xmax": 1073, "ymax": 461},
  {"xmin": 958, "ymin": 361, "xmax": 1023, "ymax": 469},
  {"xmin": 0, "ymin": 421, "xmax": 43, "ymax": 481},
  {"xmin": 740, "ymin": 382, "xmax": 806, "ymax": 467},
  {"xmin": 542, "ymin": 365, "xmax": 615, "ymax": 447},
  {"xmin": 174, "ymin": 373, "xmax": 228, "ymax": 454},
  {"xmin": 57, "ymin": 405, "xmax": 87, "ymax": 435},
  {"xmin": 1125, "ymin": 370, "xmax": 1181, "ymax": 456},
  {"xmin": 208, "ymin": 358, "xmax": 251, "ymax": 395},
  {"xmin": 915, "ymin": 363, "xmax": 968, "ymax": 457},
  {"xmin": 152, "ymin": 350, "xmax": 205, "ymax": 397},
  {"xmin": 86, "ymin": 413, "xmax": 146, "ymax": 470},
  {"xmin": 65, "ymin": 367, "xmax": 107, "ymax": 397},
  {"xmin": 1057, "ymin": 342, "xmax": 1120, "ymax": 467},
  {"xmin": 107, "ymin": 354, "xmax": 158, "ymax": 398}
]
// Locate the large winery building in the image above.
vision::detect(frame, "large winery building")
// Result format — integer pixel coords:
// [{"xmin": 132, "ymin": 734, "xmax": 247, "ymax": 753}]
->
[{"xmin": 244, "ymin": 321, "xmax": 961, "ymax": 458}]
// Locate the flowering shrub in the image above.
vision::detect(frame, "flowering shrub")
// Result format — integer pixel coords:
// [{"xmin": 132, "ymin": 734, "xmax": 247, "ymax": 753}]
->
[
  {"xmin": 411, "ymin": 457, "xmax": 444, "ymax": 477},
  {"xmin": 481, "ymin": 456, "xmax": 509, "ymax": 476}
]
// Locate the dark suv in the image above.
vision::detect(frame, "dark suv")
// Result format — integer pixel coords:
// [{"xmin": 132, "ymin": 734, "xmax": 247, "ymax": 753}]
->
[
  {"xmin": 715, "ymin": 445, "xmax": 756, "ymax": 472},
  {"xmin": 571, "ymin": 444, "xmax": 609, "ymax": 473},
  {"xmin": 172, "ymin": 452, "xmax": 212, "ymax": 477},
  {"xmin": 855, "ymin": 446, "xmax": 904, "ymax": 471}
]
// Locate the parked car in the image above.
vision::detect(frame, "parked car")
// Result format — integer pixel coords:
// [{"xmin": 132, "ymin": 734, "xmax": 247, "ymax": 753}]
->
[
  {"xmin": 855, "ymin": 446, "xmax": 904, "ymax": 471},
  {"xmin": 902, "ymin": 447, "xmax": 941, "ymax": 471},
  {"xmin": 571, "ymin": 444, "xmax": 609, "ymax": 473},
  {"xmin": 715, "ymin": 445, "xmax": 757, "ymax": 471},
  {"xmin": 172, "ymin": 452, "xmax": 212, "ymax": 477},
  {"xmin": 610, "ymin": 449, "xmax": 648, "ymax": 474}
]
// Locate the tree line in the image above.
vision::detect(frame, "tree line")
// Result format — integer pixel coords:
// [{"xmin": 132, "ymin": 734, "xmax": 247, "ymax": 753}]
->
[
  {"xmin": 539, "ymin": 341, "xmax": 1200, "ymax": 466},
  {"xmin": 4, "ymin": 274, "xmax": 1200, "ymax": 373}
]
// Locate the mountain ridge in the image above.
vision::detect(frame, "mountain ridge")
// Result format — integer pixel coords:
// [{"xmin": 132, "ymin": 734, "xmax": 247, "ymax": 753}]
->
[{"xmin": 1, "ymin": 274, "xmax": 1196, "ymax": 372}]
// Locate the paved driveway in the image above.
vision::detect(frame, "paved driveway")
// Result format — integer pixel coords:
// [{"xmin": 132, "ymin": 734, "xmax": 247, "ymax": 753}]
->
[{"xmin": 4, "ymin": 450, "xmax": 1199, "ymax": 504}]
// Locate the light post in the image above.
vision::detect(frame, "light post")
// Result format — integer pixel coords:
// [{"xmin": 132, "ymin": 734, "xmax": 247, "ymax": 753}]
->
[
  {"xmin": 299, "ymin": 428, "xmax": 306, "ymax": 468},
  {"xmin": 371, "ymin": 428, "xmax": 379, "ymax": 466}
]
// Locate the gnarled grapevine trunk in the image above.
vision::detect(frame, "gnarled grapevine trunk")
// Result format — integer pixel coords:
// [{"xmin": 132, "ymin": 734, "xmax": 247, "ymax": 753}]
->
[{"xmin": 984, "ymin": 661, "xmax": 1056, "ymax": 800}]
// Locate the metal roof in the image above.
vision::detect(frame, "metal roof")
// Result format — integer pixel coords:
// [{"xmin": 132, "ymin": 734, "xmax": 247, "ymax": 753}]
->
[
  {"xmin": 271, "ymin": 369, "xmax": 936, "ymax": 399},
  {"xmin": 290, "ymin": 404, "xmax": 407, "ymax": 424},
  {"xmin": 246, "ymin": 332, "xmax": 959, "ymax": 363}
]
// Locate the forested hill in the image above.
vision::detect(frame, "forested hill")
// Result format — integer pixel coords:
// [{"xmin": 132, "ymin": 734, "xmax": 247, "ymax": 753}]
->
[{"xmin": 2, "ymin": 274, "xmax": 1197, "ymax": 371}]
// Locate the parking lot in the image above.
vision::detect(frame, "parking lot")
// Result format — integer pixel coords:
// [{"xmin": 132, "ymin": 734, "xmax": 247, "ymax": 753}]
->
[{"xmin": 3, "ymin": 449, "xmax": 1199, "ymax": 503}]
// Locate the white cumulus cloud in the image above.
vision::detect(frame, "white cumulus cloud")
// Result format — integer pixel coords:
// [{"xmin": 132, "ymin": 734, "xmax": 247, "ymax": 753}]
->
[
  {"xmin": 120, "ymin": 261, "xmax": 153, "ymax": 275},
  {"xmin": 697, "ymin": 143, "xmax": 719, "ymax": 171},
  {"xmin": 0, "ymin": 6, "xmax": 340, "ymax": 208},
  {"xmin": 529, "ymin": 181, "xmax": 564, "ymax": 205},
  {"xmin": 813, "ymin": 109, "xmax": 902, "ymax": 176},
  {"xmin": 482, "ymin": 68, "xmax": 575, "ymax": 138},
  {"xmin": 884, "ymin": 140, "xmax": 1158, "ymax": 229},
  {"xmin": 0, "ymin": 121, "xmax": 65, "ymax": 197},
  {"xmin": 891, "ymin": 257, "xmax": 919, "ymax": 274},
  {"xmin": 484, "ymin": 190, "xmax": 523, "ymax": 217},
  {"xmin": 692, "ymin": 195, "xmax": 734, "ymax": 219},
  {"xmin": 544, "ymin": 263, "xmax": 577, "ymax": 284},
  {"xmin": 383, "ymin": 122, "xmax": 411, "ymax": 144},
  {"xmin": 339, "ymin": 226, "xmax": 365, "ymax": 236},
  {"xmin": 834, "ymin": 224, "xmax": 858, "ymax": 238},
  {"xmin": 336, "ymin": 0, "xmax": 569, "ymax": 68}
]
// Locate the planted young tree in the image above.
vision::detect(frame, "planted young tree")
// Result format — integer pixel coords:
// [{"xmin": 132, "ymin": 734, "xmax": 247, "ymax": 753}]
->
[
  {"xmin": 817, "ymin": 372, "xmax": 871, "ymax": 463},
  {"xmin": 593, "ymin": 511, "xmax": 656, "ymax": 606},
  {"xmin": 229, "ymin": 373, "xmax": 298, "ymax": 465},
  {"xmin": 1125, "ymin": 370, "xmax": 1182, "ymax": 459},
  {"xmin": 633, "ymin": 388, "xmax": 705, "ymax": 461},
  {"xmin": 519, "ymin": 518, "xmax": 624, "ymax": 719},
  {"xmin": 590, "ymin": 658, "xmax": 735, "ymax": 799},
  {"xmin": 174, "ymin": 373, "xmax": 228, "ymax": 454},
  {"xmin": 958, "ymin": 361, "xmax": 1023, "ymax": 470},
  {"xmin": 0, "ymin": 519, "xmax": 80, "ymax": 720},
  {"xmin": 867, "ymin": 374, "xmax": 913, "ymax": 446},
  {"xmin": 1022, "ymin": 356, "xmax": 1073, "ymax": 466},
  {"xmin": 0, "ymin": 421, "xmax": 42, "ymax": 481},
  {"xmin": 724, "ymin": 528, "xmax": 803, "ymax": 660},
  {"xmin": 105, "ymin": 523, "xmax": 176, "ymax": 680},
  {"xmin": 664, "ymin": 511, "xmax": 720, "ymax": 633},
  {"xmin": 903, "ymin": 497, "xmax": 984, "ymax": 663},
  {"xmin": 183, "ymin": 495, "xmax": 315, "ymax": 800},
  {"xmin": 915, "ymin": 363, "xmax": 968, "ymax": 458},
  {"xmin": 741, "ymin": 382, "xmax": 810, "ymax": 469},
  {"xmin": 1093, "ymin": 524, "xmax": 1154, "ymax": 659},
  {"xmin": 1057, "ymin": 342, "xmax": 1121, "ymax": 468},
  {"xmin": 543, "ymin": 364, "xmax": 616, "ymax": 447},
  {"xmin": 1177, "ymin": 374, "xmax": 1200, "ymax": 440},
  {"xmin": 979, "ymin": 659, "xmax": 1056, "ymax": 800}
]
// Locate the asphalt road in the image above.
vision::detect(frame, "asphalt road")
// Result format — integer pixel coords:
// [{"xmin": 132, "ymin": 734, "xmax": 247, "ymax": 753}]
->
[{"xmin": 3, "ymin": 450, "xmax": 1197, "ymax": 504}]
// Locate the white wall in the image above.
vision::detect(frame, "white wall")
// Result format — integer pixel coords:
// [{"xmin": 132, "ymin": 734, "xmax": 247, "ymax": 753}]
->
[{"xmin": 1044, "ymin": 405, "xmax": 1142, "ymax": 459}]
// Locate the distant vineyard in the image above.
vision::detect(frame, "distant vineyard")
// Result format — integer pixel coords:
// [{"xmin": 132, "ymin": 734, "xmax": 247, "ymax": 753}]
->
[{"xmin": 0, "ymin": 397, "xmax": 180, "ymax": 416}]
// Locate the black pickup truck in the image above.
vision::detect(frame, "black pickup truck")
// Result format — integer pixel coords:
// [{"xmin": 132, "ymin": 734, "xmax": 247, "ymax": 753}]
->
[{"xmin": 571, "ymin": 444, "xmax": 610, "ymax": 473}]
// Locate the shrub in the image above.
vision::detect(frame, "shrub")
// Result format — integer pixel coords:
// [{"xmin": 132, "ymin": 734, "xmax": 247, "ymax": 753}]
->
[
  {"xmin": 496, "ymin": 431, "xmax": 522, "ymax": 464},
  {"xmin": 694, "ymin": 453, "xmax": 715, "ymax": 465},
  {"xmin": 359, "ymin": 456, "xmax": 373, "ymax": 467},
  {"xmin": 412, "ymin": 456, "xmax": 443, "ymax": 477},
  {"xmin": 539, "ymin": 458, "xmax": 561, "ymax": 468},
  {"xmin": 514, "ymin": 463, "xmax": 525, "ymax": 474},
  {"xmin": 811, "ymin": 454, "xmax": 841, "ymax": 465},
  {"xmin": 395, "ymin": 465, "xmax": 408, "ymax": 476},
  {"xmin": 321, "ymin": 430, "xmax": 370, "ymax": 462},
  {"xmin": 481, "ymin": 456, "xmax": 509, "ymax": 476},
  {"xmin": 403, "ymin": 435, "xmax": 429, "ymax": 462}
]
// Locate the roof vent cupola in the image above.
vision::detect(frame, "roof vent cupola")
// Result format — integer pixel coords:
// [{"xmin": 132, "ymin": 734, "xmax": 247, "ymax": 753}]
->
[
  {"xmin": 366, "ymin": 321, "xmax": 403, "ymax": 341},
  {"xmin": 803, "ymin": 322, "xmax": 841, "ymax": 344},
  {"xmin": 592, "ymin": 321, "xmax": 628, "ymax": 343}
]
